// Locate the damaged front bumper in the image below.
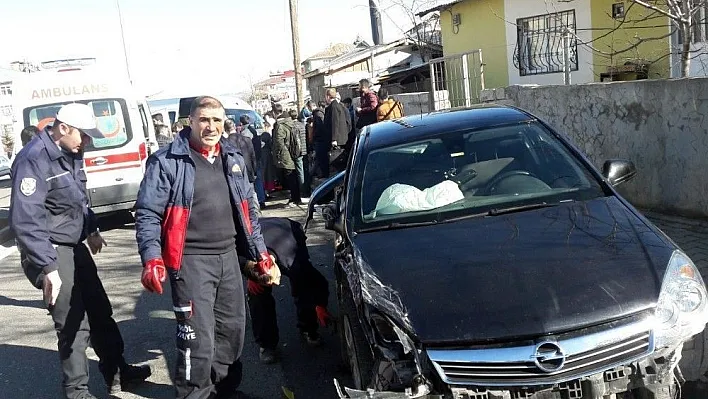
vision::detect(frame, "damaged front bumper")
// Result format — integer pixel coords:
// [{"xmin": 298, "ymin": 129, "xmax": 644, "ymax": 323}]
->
[
  {"xmin": 335, "ymin": 350, "xmax": 682, "ymax": 399},
  {"xmin": 335, "ymin": 328, "xmax": 686, "ymax": 399}
]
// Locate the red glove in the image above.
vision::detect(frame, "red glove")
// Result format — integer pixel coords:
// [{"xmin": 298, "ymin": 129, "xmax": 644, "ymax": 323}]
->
[
  {"xmin": 142, "ymin": 258, "xmax": 166, "ymax": 294},
  {"xmin": 247, "ymin": 280, "xmax": 265, "ymax": 295},
  {"xmin": 257, "ymin": 252, "xmax": 274, "ymax": 274},
  {"xmin": 315, "ymin": 305, "xmax": 333, "ymax": 327}
]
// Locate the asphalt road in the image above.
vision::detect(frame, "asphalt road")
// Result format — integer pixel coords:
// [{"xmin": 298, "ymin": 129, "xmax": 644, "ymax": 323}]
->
[
  {"xmin": 0, "ymin": 201, "xmax": 351, "ymax": 399},
  {"xmin": 2, "ymin": 182, "xmax": 708, "ymax": 398}
]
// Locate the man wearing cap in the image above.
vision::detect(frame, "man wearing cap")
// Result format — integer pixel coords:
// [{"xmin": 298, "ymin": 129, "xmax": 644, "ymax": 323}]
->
[
  {"xmin": 135, "ymin": 96, "xmax": 280, "ymax": 399},
  {"xmin": 9, "ymin": 103, "xmax": 151, "ymax": 399}
]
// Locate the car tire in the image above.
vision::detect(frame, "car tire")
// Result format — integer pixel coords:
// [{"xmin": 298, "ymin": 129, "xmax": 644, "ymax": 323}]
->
[
  {"xmin": 338, "ymin": 282, "xmax": 375, "ymax": 390},
  {"xmin": 680, "ymin": 330, "xmax": 708, "ymax": 382}
]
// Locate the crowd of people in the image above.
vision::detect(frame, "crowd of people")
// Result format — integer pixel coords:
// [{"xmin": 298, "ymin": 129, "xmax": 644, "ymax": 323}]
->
[
  {"xmin": 7, "ymin": 79, "xmax": 406, "ymax": 399},
  {"xmin": 151, "ymin": 79, "xmax": 405, "ymax": 209}
]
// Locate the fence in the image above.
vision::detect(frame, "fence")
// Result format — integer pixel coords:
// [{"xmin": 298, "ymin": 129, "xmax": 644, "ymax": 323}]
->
[{"xmin": 428, "ymin": 49, "xmax": 485, "ymax": 110}]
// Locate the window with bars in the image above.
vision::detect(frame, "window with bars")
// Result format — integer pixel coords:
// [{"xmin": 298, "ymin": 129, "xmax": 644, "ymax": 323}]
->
[{"xmin": 515, "ymin": 10, "xmax": 578, "ymax": 76}]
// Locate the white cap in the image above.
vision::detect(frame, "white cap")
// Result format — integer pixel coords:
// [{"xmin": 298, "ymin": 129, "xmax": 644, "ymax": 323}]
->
[{"xmin": 55, "ymin": 103, "xmax": 103, "ymax": 139}]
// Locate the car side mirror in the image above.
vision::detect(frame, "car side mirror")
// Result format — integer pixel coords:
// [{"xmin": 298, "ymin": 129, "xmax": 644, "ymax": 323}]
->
[
  {"xmin": 305, "ymin": 171, "xmax": 346, "ymax": 231},
  {"xmin": 602, "ymin": 159, "xmax": 636, "ymax": 187},
  {"xmin": 321, "ymin": 203, "xmax": 344, "ymax": 235}
]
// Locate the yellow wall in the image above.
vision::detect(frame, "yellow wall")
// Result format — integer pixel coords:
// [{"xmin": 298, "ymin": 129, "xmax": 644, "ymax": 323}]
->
[
  {"xmin": 439, "ymin": 0, "xmax": 509, "ymax": 89},
  {"xmin": 590, "ymin": 0, "xmax": 671, "ymax": 80}
]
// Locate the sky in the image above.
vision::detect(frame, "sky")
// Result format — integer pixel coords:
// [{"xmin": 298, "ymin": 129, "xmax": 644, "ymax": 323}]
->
[{"xmin": 0, "ymin": 0, "xmax": 426, "ymax": 97}]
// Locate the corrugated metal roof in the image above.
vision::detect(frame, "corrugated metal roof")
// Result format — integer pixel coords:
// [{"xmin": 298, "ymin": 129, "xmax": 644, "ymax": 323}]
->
[
  {"xmin": 304, "ymin": 43, "xmax": 356, "ymax": 61},
  {"xmin": 416, "ymin": 0, "xmax": 463, "ymax": 16}
]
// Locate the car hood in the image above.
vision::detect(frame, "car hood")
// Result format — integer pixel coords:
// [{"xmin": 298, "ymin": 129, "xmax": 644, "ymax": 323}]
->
[{"xmin": 351, "ymin": 196, "xmax": 676, "ymax": 344}]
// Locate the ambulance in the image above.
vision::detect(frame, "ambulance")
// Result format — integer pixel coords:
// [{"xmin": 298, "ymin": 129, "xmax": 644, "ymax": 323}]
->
[{"xmin": 11, "ymin": 64, "xmax": 158, "ymax": 216}]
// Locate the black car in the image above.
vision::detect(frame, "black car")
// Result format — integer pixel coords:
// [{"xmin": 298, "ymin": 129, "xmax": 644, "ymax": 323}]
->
[{"xmin": 306, "ymin": 105, "xmax": 708, "ymax": 399}]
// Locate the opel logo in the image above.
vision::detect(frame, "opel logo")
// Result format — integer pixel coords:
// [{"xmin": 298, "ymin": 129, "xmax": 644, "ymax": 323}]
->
[{"xmin": 531, "ymin": 342, "xmax": 566, "ymax": 373}]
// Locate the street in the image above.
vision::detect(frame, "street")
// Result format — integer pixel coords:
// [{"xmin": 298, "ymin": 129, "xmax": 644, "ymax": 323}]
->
[
  {"xmin": 1, "ymin": 184, "xmax": 708, "ymax": 398},
  {"xmin": 0, "ymin": 199, "xmax": 352, "ymax": 399}
]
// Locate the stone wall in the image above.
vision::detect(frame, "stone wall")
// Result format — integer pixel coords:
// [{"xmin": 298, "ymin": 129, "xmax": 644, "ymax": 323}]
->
[{"xmin": 480, "ymin": 79, "xmax": 708, "ymax": 218}]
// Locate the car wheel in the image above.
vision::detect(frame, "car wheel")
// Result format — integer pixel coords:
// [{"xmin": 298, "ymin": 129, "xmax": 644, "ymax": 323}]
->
[
  {"xmin": 338, "ymin": 284, "xmax": 375, "ymax": 390},
  {"xmin": 680, "ymin": 329, "xmax": 708, "ymax": 382}
]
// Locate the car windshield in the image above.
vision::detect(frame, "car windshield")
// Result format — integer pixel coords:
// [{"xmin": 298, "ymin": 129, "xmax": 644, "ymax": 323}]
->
[{"xmin": 358, "ymin": 121, "xmax": 605, "ymax": 225}]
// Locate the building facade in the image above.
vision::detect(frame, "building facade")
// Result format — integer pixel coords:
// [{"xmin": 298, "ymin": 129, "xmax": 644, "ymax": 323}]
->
[{"xmin": 422, "ymin": 0, "xmax": 697, "ymax": 89}]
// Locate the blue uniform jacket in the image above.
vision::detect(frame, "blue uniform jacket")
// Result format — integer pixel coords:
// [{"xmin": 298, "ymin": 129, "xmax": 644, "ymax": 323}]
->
[
  {"xmin": 9, "ymin": 129, "xmax": 98, "ymax": 288},
  {"xmin": 134, "ymin": 128, "xmax": 267, "ymax": 272}
]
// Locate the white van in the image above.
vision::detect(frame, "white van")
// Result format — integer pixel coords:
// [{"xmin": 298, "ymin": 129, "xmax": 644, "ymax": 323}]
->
[
  {"xmin": 11, "ymin": 65, "xmax": 158, "ymax": 215},
  {"xmin": 176, "ymin": 95, "xmax": 265, "ymax": 132},
  {"xmin": 147, "ymin": 97, "xmax": 180, "ymax": 127}
]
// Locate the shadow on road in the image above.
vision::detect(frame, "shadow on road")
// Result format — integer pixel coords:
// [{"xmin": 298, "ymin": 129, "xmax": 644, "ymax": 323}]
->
[
  {"xmin": 0, "ymin": 344, "xmax": 69, "ymax": 397},
  {"xmin": 115, "ymin": 286, "xmax": 177, "ymax": 398},
  {"xmin": 0, "ymin": 295, "xmax": 44, "ymax": 309}
]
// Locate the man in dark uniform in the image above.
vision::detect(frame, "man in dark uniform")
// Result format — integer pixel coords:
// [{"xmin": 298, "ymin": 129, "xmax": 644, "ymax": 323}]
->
[
  {"xmin": 135, "ymin": 96, "xmax": 279, "ymax": 399},
  {"xmin": 243, "ymin": 217, "xmax": 332, "ymax": 363},
  {"xmin": 9, "ymin": 103, "xmax": 151, "ymax": 399}
]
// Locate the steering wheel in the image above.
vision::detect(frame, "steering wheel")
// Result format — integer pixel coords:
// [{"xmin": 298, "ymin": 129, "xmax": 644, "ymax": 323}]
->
[
  {"xmin": 453, "ymin": 168, "xmax": 478, "ymax": 188},
  {"xmin": 485, "ymin": 170, "xmax": 547, "ymax": 196}
]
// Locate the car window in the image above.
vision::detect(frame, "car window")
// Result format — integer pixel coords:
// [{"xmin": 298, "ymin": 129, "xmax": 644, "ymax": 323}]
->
[
  {"xmin": 358, "ymin": 121, "xmax": 604, "ymax": 224},
  {"xmin": 24, "ymin": 98, "xmax": 133, "ymax": 151},
  {"xmin": 225, "ymin": 108, "xmax": 263, "ymax": 129}
]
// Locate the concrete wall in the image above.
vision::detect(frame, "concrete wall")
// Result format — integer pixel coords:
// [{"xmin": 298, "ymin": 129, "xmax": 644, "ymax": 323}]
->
[
  {"xmin": 395, "ymin": 92, "xmax": 434, "ymax": 116},
  {"xmin": 306, "ymin": 74, "xmax": 326, "ymax": 104},
  {"xmin": 481, "ymin": 78, "xmax": 708, "ymax": 218}
]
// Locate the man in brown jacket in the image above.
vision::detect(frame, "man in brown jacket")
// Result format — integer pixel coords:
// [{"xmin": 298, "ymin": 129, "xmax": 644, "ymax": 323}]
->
[{"xmin": 376, "ymin": 87, "xmax": 404, "ymax": 122}]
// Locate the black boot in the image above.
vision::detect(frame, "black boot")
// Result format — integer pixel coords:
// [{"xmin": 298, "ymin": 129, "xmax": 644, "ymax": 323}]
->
[{"xmin": 104, "ymin": 363, "xmax": 152, "ymax": 394}]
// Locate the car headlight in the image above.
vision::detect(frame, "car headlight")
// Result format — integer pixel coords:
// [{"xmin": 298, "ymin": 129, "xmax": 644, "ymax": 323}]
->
[
  {"xmin": 369, "ymin": 311, "xmax": 413, "ymax": 350},
  {"xmin": 654, "ymin": 250, "xmax": 708, "ymax": 349}
]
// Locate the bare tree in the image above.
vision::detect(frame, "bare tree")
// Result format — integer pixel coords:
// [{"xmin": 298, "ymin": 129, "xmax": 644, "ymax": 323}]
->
[
  {"xmin": 379, "ymin": 0, "xmax": 442, "ymax": 62},
  {"xmin": 485, "ymin": 0, "xmax": 708, "ymax": 79},
  {"xmin": 628, "ymin": 0, "xmax": 708, "ymax": 76},
  {"xmin": 550, "ymin": 0, "xmax": 707, "ymax": 78},
  {"xmin": 1, "ymin": 128, "xmax": 14, "ymax": 158}
]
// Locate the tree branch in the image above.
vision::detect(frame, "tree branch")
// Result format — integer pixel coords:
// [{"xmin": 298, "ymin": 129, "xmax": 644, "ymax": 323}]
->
[{"xmin": 631, "ymin": 0, "xmax": 682, "ymax": 21}]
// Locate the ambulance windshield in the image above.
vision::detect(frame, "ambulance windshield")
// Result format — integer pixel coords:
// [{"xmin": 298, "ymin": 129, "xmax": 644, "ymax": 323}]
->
[{"xmin": 24, "ymin": 98, "xmax": 133, "ymax": 151}]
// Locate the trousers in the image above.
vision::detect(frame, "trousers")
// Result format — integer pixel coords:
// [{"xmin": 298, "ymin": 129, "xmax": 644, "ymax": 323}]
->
[
  {"xmin": 48, "ymin": 244, "xmax": 126, "ymax": 398},
  {"xmin": 249, "ymin": 262, "xmax": 329, "ymax": 349},
  {"xmin": 169, "ymin": 249, "xmax": 246, "ymax": 399}
]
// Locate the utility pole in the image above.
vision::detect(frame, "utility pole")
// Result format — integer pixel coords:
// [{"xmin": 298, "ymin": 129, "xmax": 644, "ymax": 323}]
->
[
  {"xmin": 369, "ymin": 0, "xmax": 383, "ymax": 45},
  {"xmin": 289, "ymin": 0, "xmax": 303, "ymax": 112},
  {"xmin": 116, "ymin": 0, "xmax": 132, "ymax": 84},
  {"xmin": 289, "ymin": 0, "xmax": 309, "ymax": 197}
]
